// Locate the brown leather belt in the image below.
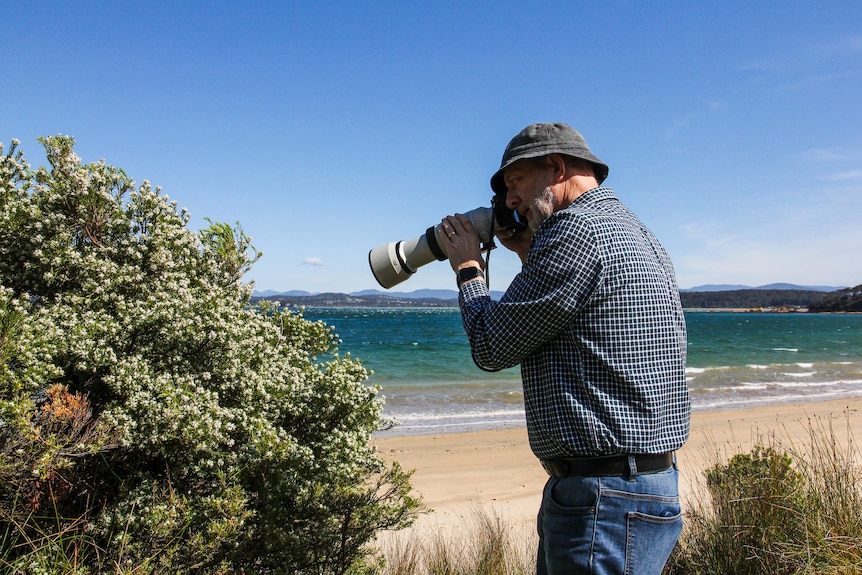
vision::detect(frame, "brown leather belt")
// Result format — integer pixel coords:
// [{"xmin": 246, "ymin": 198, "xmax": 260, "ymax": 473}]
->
[{"xmin": 541, "ymin": 452, "xmax": 674, "ymax": 478}]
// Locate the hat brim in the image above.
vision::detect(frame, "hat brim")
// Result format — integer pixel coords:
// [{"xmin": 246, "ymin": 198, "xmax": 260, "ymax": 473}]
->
[{"xmin": 490, "ymin": 153, "xmax": 609, "ymax": 195}]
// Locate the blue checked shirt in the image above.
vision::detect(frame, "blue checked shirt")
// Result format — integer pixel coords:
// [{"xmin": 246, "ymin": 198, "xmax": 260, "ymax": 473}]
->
[{"xmin": 459, "ymin": 187, "xmax": 690, "ymax": 460}]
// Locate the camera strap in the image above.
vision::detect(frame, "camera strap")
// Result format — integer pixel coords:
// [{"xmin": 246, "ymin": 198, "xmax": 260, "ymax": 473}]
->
[{"xmin": 480, "ymin": 221, "xmax": 497, "ymax": 288}]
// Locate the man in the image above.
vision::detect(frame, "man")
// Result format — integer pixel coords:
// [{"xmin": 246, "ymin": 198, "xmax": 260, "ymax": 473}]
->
[{"xmin": 439, "ymin": 123, "xmax": 690, "ymax": 574}]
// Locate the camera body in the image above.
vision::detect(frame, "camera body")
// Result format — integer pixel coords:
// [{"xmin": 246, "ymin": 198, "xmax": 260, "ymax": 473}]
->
[{"xmin": 368, "ymin": 197, "xmax": 524, "ymax": 289}]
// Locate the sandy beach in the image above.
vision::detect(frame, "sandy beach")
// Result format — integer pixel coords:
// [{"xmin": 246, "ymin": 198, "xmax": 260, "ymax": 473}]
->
[{"xmin": 375, "ymin": 397, "xmax": 862, "ymax": 535}]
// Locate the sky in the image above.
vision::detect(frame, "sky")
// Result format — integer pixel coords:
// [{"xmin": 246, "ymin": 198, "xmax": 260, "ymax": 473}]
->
[{"xmin": 3, "ymin": 1, "xmax": 862, "ymax": 294}]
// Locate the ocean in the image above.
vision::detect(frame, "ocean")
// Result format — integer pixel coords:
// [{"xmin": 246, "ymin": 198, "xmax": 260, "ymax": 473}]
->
[{"xmin": 301, "ymin": 308, "xmax": 862, "ymax": 436}]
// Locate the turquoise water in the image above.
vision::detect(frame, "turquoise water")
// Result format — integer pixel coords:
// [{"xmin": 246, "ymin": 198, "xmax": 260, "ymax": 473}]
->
[{"xmin": 302, "ymin": 308, "xmax": 862, "ymax": 435}]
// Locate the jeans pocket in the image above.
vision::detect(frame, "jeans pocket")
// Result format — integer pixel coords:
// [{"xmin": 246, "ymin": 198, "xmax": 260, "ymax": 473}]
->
[
  {"xmin": 547, "ymin": 476, "xmax": 598, "ymax": 514},
  {"xmin": 541, "ymin": 477, "xmax": 599, "ymax": 574},
  {"xmin": 624, "ymin": 509, "xmax": 683, "ymax": 575}
]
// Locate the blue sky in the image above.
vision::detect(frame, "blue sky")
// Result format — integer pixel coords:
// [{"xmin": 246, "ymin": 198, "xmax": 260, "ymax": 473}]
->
[{"xmin": 4, "ymin": 1, "xmax": 861, "ymax": 294}]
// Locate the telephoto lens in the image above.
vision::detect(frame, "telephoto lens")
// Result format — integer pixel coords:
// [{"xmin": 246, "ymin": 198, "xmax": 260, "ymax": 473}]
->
[{"xmin": 368, "ymin": 202, "xmax": 524, "ymax": 288}]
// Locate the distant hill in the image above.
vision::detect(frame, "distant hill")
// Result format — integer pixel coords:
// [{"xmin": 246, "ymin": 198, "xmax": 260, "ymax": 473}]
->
[
  {"xmin": 254, "ymin": 288, "xmax": 506, "ymax": 302},
  {"xmin": 679, "ymin": 289, "xmax": 828, "ymax": 310},
  {"xmin": 255, "ymin": 289, "xmax": 314, "ymax": 297},
  {"xmin": 257, "ymin": 284, "xmax": 843, "ymax": 300},
  {"xmin": 351, "ymin": 288, "xmax": 458, "ymax": 300},
  {"xmin": 808, "ymin": 284, "xmax": 862, "ymax": 313},
  {"xmin": 251, "ymin": 292, "xmax": 459, "ymax": 308},
  {"xmin": 253, "ymin": 284, "xmax": 852, "ymax": 310},
  {"xmin": 682, "ymin": 283, "xmax": 844, "ymax": 292}
]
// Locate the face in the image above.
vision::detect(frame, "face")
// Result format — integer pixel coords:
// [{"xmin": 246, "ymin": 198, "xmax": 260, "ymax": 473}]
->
[{"xmin": 502, "ymin": 159, "xmax": 557, "ymax": 231}]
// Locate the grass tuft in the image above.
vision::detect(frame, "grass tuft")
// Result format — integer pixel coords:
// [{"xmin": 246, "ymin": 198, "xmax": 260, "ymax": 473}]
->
[
  {"xmin": 379, "ymin": 504, "xmax": 535, "ymax": 575},
  {"xmin": 666, "ymin": 411, "xmax": 862, "ymax": 575}
]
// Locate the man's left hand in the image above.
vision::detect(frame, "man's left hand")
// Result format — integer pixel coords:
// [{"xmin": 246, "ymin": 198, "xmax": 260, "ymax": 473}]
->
[{"xmin": 439, "ymin": 214, "xmax": 484, "ymax": 273}]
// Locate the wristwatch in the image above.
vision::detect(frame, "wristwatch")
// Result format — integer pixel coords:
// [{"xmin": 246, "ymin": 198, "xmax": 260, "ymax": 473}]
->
[{"xmin": 456, "ymin": 266, "xmax": 483, "ymax": 288}]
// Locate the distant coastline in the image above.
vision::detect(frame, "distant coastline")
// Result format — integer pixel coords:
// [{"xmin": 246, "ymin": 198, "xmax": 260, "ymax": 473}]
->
[
  {"xmin": 251, "ymin": 285, "xmax": 851, "ymax": 312},
  {"xmin": 253, "ymin": 292, "xmax": 461, "ymax": 309}
]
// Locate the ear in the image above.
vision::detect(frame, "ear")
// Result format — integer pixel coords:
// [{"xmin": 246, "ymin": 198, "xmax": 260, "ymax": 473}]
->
[{"xmin": 547, "ymin": 154, "xmax": 567, "ymax": 184}]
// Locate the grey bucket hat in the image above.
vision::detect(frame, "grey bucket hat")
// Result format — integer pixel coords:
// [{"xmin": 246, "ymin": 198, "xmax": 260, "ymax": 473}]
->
[{"xmin": 490, "ymin": 123, "xmax": 609, "ymax": 195}]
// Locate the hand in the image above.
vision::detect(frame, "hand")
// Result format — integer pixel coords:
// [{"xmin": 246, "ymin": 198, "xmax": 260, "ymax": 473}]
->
[
  {"xmin": 495, "ymin": 226, "xmax": 533, "ymax": 263},
  {"xmin": 439, "ymin": 214, "xmax": 484, "ymax": 273}
]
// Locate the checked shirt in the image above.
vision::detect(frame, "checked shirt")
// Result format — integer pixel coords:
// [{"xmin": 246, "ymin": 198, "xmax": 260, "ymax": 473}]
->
[{"xmin": 459, "ymin": 187, "xmax": 691, "ymax": 460}]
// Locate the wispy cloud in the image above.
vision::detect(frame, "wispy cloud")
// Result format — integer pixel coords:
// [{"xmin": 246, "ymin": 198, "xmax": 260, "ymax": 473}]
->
[
  {"xmin": 302, "ymin": 257, "xmax": 325, "ymax": 266},
  {"xmin": 707, "ymin": 99, "xmax": 726, "ymax": 112},
  {"xmin": 817, "ymin": 35, "xmax": 862, "ymax": 56},
  {"xmin": 802, "ymin": 147, "xmax": 857, "ymax": 162},
  {"xmin": 818, "ymin": 170, "xmax": 862, "ymax": 182},
  {"xmin": 738, "ymin": 34, "xmax": 862, "ymax": 91},
  {"xmin": 663, "ymin": 99, "xmax": 727, "ymax": 141},
  {"xmin": 778, "ymin": 69, "xmax": 859, "ymax": 91}
]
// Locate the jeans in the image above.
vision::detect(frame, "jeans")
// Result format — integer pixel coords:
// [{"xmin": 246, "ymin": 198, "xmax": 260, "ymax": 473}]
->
[{"xmin": 536, "ymin": 463, "xmax": 682, "ymax": 575}]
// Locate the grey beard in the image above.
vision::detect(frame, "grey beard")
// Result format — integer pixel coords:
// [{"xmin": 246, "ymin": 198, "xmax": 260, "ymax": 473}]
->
[{"xmin": 528, "ymin": 186, "xmax": 556, "ymax": 231}]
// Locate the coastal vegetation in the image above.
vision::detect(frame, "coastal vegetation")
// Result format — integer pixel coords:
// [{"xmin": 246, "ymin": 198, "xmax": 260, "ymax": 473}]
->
[
  {"xmin": 381, "ymin": 419, "xmax": 862, "ymax": 575},
  {"xmin": 0, "ymin": 137, "xmax": 420, "ymax": 573},
  {"xmin": 808, "ymin": 284, "xmax": 862, "ymax": 312},
  {"xmin": 665, "ymin": 418, "xmax": 862, "ymax": 573},
  {"xmin": 680, "ymin": 289, "xmax": 828, "ymax": 310}
]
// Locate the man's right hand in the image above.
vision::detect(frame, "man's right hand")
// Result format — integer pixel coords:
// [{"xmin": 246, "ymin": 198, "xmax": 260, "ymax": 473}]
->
[{"xmin": 496, "ymin": 227, "xmax": 533, "ymax": 263}]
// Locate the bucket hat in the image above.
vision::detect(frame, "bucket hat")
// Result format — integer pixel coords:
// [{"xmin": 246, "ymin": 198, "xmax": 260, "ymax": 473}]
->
[{"xmin": 490, "ymin": 123, "xmax": 609, "ymax": 194}]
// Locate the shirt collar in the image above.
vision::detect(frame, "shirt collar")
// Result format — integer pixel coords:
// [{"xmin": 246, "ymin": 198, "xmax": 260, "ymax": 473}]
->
[{"xmin": 569, "ymin": 186, "xmax": 617, "ymax": 208}]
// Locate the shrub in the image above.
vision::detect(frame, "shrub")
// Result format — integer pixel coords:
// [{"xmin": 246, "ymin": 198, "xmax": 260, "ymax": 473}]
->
[
  {"xmin": 666, "ymin": 418, "xmax": 862, "ymax": 575},
  {"xmin": 0, "ymin": 136, "xmax": 420, "ymax": 574}
]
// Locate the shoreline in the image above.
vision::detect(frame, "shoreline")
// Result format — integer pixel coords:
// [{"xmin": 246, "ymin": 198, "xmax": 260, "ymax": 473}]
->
[{"xmin": 374, "ymin": 396, "xmax": 862, "ymax": 533}]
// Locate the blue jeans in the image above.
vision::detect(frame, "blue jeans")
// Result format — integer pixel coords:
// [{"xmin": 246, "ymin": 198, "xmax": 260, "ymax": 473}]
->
[{"xmin": 537, "ymin": 464, "xmax": 682, "ymax": 575}]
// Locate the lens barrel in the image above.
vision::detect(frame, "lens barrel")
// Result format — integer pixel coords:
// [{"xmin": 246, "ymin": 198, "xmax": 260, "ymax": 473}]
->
[{"xmin": 368, "ymin": 207, "xmax": 496, "ymax": 289}]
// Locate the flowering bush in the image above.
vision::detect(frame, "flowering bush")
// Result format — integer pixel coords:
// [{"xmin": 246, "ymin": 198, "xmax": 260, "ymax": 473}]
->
[{"xmin": 0, "ymin": 136, "xmax": 420, "ymax": 574}]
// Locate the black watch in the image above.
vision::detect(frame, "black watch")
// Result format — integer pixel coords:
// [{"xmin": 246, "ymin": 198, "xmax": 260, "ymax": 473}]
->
[{"xmin": 456, "ymin": 266, "xmax": 483, "ymax": 288}]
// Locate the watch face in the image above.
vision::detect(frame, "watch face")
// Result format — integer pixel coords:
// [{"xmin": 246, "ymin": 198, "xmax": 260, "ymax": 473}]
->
[{"xmin": 458, "ymin": 267, "xmax": 482, "ymax": 286}]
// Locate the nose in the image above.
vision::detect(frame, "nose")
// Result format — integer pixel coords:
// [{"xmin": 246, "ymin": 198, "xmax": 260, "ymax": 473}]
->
[{"xmin": 506, "ymin": 188, "xmax": 519, "ymax": 210}]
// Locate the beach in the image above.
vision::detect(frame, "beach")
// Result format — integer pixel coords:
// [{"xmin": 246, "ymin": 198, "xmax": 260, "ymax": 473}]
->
[{"xmin": 375, "ymin": 397, "xmax": 862, "ymax": 535}]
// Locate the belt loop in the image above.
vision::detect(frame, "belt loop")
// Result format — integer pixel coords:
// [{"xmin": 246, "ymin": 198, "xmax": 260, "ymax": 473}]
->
[{"xmin": 626, "ymin": 455, "xmax": 638, "ymax": 481}]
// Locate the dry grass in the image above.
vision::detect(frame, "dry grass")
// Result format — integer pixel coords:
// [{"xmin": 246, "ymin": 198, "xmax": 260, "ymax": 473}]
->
[
  {"xmin": 380, "ymin": 413, "xmax": 862, "ymax": 575},
  {"xmin": 378, "ymin": 504, "xmax": 536, "ymax": 575},
  {"xmin": 666, "ymin": 411, "xmax": 862, "ymax": 574}
]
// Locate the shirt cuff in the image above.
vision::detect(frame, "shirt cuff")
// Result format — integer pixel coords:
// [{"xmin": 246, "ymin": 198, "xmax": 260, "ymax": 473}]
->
[{"xmin": 459, "ymin": 275, "xmax": 490, "ymax": 303}]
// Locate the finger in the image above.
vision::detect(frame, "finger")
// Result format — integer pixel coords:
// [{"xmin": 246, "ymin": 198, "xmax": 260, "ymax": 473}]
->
[
  {"xmin": 441, "ymin": 217, "xmax": 458, "ymax": 239},
  {"xmin": 454, "ymin": 213, "xmax": 474, "ymax": 233}
]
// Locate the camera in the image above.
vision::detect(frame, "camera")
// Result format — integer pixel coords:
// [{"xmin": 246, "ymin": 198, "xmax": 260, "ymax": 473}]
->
[{"xmin": 368, "ymin": 196, "xmax": 525, "ymax": 289}]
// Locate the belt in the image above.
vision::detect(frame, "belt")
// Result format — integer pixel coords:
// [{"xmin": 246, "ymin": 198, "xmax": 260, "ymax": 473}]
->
[{"xmin": 541, "ymin": 452, "xmax": 674, "ymax": 478}]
